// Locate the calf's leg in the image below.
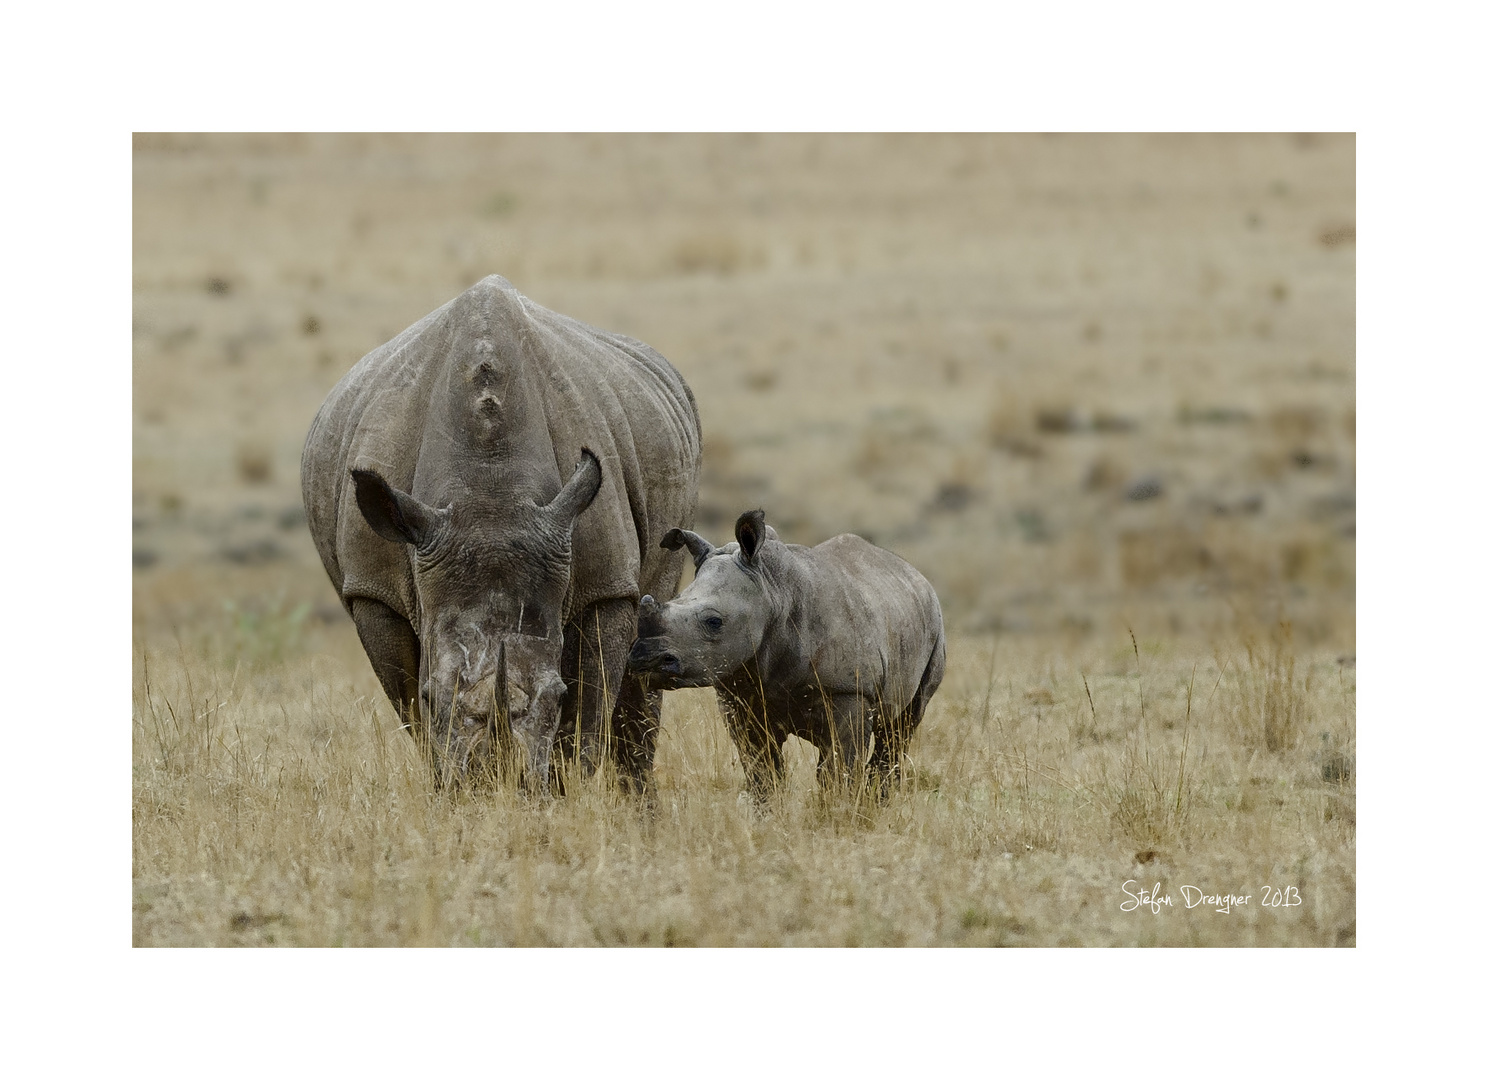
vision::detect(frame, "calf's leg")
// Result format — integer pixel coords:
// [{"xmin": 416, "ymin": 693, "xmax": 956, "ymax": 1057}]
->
[
  {"xmin": 817, "ymin": 693, "xmax": 873, "ymax": 788},
  {"xmin": 719, "ymin": 689, "xmax": 784, "ymax": 802},
  {"xmin": 867, "ymin": 707, "xmax": 913, "ymax": 798},
  {"xmin": 867, "ymin": 639, "xmax": 944, "ymax": 798}
]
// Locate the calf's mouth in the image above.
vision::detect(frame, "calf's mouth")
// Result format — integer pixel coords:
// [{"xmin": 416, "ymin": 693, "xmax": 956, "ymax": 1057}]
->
[{"xmin": 627, "ymin": 636, "xmax": 690, "ymax": 689}]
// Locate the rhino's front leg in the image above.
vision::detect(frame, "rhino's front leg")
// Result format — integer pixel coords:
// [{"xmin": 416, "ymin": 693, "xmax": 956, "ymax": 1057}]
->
[
  {"xmin": 612, "ymin": 676, "xmax": 662, "ymax": 798},
  {"xmin": 349, "ymin": 597, "xmax": 432, "ymax": 766},
  {"xmin": 555, "ymin": 598, "xmax": 637, "ymax": 785}
]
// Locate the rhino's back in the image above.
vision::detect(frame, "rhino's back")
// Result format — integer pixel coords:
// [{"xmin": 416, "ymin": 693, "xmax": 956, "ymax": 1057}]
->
[
  {"xmin": 785, "ymin": 535, "xmax": 944, "ymax": 711},
  {"xmin": 301, "ymin": 276, "xmax": 702, "ymax": 627},
  {"xmin": 518, "ymin": 298, "xmax": 701, "ymax": 616}
]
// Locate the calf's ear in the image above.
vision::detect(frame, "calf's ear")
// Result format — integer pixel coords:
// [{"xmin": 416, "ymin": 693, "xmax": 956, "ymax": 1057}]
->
[
  {"xmin": 735, "ymin": 509, "xmax": 768, "ymax": 564},
  {"xmin": 351, "ymin": 468, "xmax": 445, "ymax": 549},
  {"xmin": 661, "ymin": 527, "xmax": 713, "ymax": 568}
]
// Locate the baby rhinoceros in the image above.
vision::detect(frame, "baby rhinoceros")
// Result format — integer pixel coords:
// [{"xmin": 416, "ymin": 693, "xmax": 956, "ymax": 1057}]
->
[{"xmin": 628, "ymin": 510, "xmax": 945, "ymax": 799}]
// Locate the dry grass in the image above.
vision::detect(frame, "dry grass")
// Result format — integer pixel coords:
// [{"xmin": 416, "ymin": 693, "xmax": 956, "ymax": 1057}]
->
[{"xmin": 133, "ymin": 614, "xmax": 1354, "ymax": 947}]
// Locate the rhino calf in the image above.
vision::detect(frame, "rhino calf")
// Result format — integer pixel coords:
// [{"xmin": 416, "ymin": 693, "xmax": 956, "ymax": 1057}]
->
[{"xmin": 628, "ymin": 510, "xmax": 945, "ymax": 798}]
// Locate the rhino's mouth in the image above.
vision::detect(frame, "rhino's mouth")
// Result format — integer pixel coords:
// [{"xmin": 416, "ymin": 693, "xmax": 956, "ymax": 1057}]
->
[{"xmin": 627, "ymin": 637, "xmax": 708, "ymax": 689}]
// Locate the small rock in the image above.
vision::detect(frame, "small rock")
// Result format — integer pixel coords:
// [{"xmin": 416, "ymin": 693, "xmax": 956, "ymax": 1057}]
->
[
  {"xmin": 1126, "ymin": 476, "xmax": 1163, "ymax": 501},
  {"xmin": 1091, "ymin": 412, "xmax": 1135, "ymax": 433},
  {"xmin": 1036, "ymin": 408, "xmax": 1081, "ymax": 434},
  {"xmin": 220, "ymin": 540, "xmax": 283, "ymax": 565},
  {"xmin": 928, "ymin": 482, "xmax": 973, "ymax": 513}
]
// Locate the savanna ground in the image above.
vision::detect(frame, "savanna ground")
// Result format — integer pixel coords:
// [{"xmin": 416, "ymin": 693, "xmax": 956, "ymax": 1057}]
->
[{"xmin": 133, "ymin": 133, "xmax": 1354, "ymax": 946}]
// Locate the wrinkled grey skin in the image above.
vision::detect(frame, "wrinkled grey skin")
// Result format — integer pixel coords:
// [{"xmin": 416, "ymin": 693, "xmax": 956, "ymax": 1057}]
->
[
  {"xmin": 302, "ymin": 276, "xmax": 701, "ymax": 793},
  {"xmin": 629, "ymin": 510, "xmax": 945, "ymax": 799}
]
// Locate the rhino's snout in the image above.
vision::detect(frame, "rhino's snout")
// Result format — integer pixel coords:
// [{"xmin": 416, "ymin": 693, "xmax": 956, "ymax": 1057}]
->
[
  {"xmin": 631, "ymin": 595, "xmax": 679, "ymax": 677},
  {"xmin": 628, "ymin": 636, "xmax": 679, "ymax": 673},
  {"xmin": 426, "ymin": 643, "xmax": 569, "ymax": 786}
]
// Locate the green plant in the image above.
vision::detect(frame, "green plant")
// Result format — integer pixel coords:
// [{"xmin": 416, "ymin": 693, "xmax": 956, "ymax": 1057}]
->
[{"xmin": 222, "ymin": 594, "xmax": 311, "ymax": 665}]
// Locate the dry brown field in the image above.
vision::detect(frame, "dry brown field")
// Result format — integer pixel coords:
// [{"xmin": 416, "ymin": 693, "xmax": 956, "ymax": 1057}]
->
[{"xmin": 133, "ymin": 133, "xmax": 1354, "ymax": 946}]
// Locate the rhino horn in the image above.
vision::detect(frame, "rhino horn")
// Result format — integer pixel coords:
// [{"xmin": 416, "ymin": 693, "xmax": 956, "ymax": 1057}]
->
[
  {"xmin": 545, "ymin": 448, "xmax": 603, "ymax": 527},
  {"xmin": 661, "ymin": 528, "xmax": 713, "ymax": 569},
  {"xmin": 637, "ymin": 594, "xmax": 664, "ymax": 636},
  {"xmin": 488, "ymin": 639, "xmax": 516, "ymax": 758}
]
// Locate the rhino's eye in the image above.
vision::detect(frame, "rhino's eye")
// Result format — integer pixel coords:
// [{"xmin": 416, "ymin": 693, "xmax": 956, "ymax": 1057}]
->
[{"xmin": 702, "ymin": 615, "xmax": 724, "ymax": 634}]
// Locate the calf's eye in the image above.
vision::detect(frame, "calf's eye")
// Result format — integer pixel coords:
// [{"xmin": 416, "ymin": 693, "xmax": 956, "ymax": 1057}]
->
[{"xmin": 703, "ymin": 615, "xmax": 724, "ymax": 633}]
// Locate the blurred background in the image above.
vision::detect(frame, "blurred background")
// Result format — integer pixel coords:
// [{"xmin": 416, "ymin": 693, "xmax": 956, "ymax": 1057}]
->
[{"xmin": 132, "ymin": 133, "xmax": 1355, "ymax": 652}]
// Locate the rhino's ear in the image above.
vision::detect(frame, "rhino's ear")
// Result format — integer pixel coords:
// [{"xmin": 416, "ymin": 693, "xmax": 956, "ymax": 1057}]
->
[
  {"xmin": 661, "ymin": 527, "xmax": 713, "ymax": 569},
  {"xmin": 546, "ymin": 448, "xmax": 602, "ymax": 528},
  {"xmin": 735, "ymin": 509, "xmax": 768, "ymax": 565},
  {"xmin": 351, "ymin": 468, "xmax": 444, "ymax": 549}
]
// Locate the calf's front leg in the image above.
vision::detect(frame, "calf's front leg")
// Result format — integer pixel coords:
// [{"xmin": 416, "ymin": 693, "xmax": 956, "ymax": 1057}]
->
[{"xmin": 718, "ymin": 686, "xmax": 784, "ymax": 802}]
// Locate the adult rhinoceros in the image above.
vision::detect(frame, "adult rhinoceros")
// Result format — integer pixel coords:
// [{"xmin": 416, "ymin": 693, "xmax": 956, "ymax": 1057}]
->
[{"xmin": 302, "ymin": 275, "xmax": 701, "ymax": 793}]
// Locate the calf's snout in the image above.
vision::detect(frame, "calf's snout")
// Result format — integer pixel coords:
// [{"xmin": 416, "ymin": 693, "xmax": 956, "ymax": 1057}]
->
[{"xmin": 627, "ymin": 635, "xmax": 681, "ymax": 676}]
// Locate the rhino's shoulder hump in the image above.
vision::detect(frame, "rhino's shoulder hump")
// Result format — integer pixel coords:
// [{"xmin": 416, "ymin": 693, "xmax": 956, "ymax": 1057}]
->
[
  {"xmin": 439, "ymin": 275, "xmax": 539, "ymax": 343},
  {"xmin": 459, "ymin": 274, "xmax": 527, "ymax": 319}
]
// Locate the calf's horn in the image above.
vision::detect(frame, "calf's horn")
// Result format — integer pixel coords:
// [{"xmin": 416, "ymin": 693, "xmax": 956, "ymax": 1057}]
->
[{"xmin": 638, "ymin": 594, "xmax": 664, "ymax": 636}]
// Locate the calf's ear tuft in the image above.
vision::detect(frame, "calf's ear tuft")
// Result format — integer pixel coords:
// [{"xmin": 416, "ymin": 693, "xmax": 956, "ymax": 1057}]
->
[{"xmin": 735, "ymin": 509, "xmax": 768, "ymax": 564}]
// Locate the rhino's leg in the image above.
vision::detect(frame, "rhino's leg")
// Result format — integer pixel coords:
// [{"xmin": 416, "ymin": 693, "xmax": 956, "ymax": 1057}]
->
[
  {"xmin": 719, "ymin": 689, "xmax": 784, "ymax": 802},
  {"xmin": 349, "ymin": 597, "xmax": 428, "ymax": 760},
  {"xmin": 867, "ymin": 706, "xmax": 913, "ymax": 799},
  {"xmin": 817, "ymin": 693, "xmax": 873, "ymax": 788},
  {"xmin": 868, "ymin": 640, "xmax": 944, "ymax": 798},
  {"xmin": 611, "ymin": 549, "xmax": 686, "ymax": 799},
  {"xmin": 554, "ymin": 599, "xmax": 636, "ymax": 787},
  {"xmin": 612, "ymin": 675, "xmax": 662, "ymax": 798}
]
